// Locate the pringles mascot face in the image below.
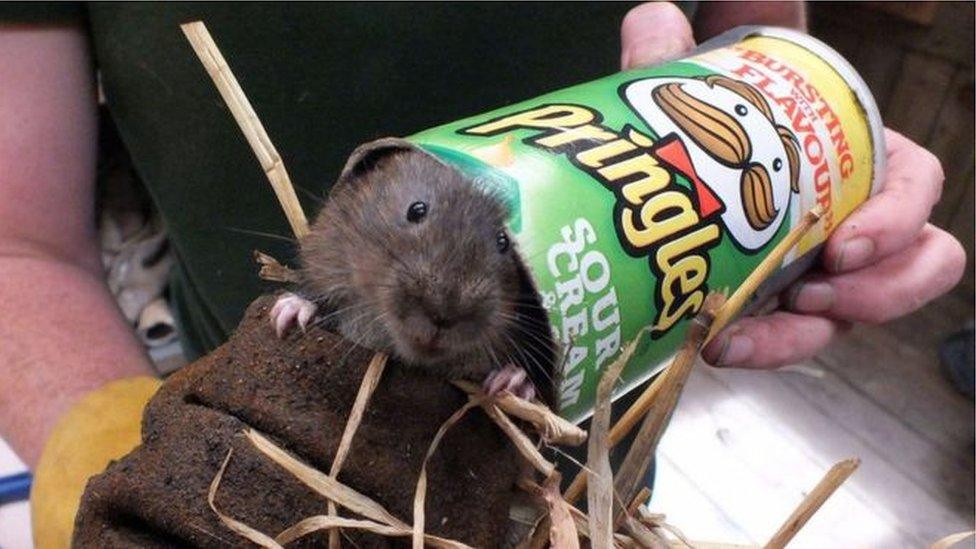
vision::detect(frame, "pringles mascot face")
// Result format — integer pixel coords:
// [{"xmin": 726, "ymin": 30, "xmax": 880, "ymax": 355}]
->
[{"xmin": 623, "ymin": 75, "xmax": 800, "ymax": 251}]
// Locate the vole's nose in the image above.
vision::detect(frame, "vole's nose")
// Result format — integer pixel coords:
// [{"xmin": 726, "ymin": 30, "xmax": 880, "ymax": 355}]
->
[
  {"xmin": 429, "ymin": 312, "xmax": 452, "ymax": 329},
  {"xmin": 418, "ymin": 293, "xmax": 475, "ymax": 330},
  {"xmin": 423, "ymin": 305, "xmax": 458, "ymax": 329}
]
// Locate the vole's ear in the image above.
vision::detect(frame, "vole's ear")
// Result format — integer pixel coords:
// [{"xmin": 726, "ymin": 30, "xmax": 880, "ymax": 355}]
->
[{"xmin": 338, "ymin": 137, "xmax": 418, "ymax": 182}]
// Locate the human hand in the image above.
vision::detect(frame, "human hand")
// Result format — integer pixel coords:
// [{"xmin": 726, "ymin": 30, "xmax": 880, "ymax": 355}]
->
[
  {"xmin": 619, "ymin": 3, "xmax": 967, "ymax": 369},
  {"xmin": 702, "ymin": 130, "xmax": 965, "ymax": 368}
]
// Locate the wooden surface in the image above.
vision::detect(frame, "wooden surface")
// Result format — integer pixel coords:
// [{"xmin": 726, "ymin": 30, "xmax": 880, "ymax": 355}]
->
[{"xmin": 651, "ymin": 288, "xmax": 974, "ymax": 548}]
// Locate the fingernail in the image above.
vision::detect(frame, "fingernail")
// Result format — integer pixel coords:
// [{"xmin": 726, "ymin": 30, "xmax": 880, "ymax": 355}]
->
[
  {"xmin": 834, "ymin": 237, "xmax": 875, "ymax": 271},
  {"xmin": 788, "ymin": 281, "xmax": 835, "ymax": 313},
  {"xmin": 703, "ymin": 332, "xmax": 754, "ymax": 367},
  {"xmin": 718, "ymin": 334, "xmax": 754, "ymax": 366},
  {"xmin": 627, "ymin": 37, "xmax": 692, "ymax": 68}
]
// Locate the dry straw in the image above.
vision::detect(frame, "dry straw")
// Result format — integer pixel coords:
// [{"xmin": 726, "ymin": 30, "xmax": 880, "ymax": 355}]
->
[
  {"xmin": 253, "ymin": 250, "xmax": 300, "ymax": 283},
  {"xmin": 411, "ymin": 400, "xmax": 480, "ymax": 549},
  {"xmin": 208, "ymin": 449, "xmax": 284, "ymax": 549},
  {"xmin": 587, "ymin": 324, "xmax": 639, "ymax": 549},
  {"xmin": 613, "ymin": 293, "xmax": 725, "ymax": 513},
  {"xmin": 209, "ymin": 433, "xmax": 473, "ymax": 548},
  {"xmin": 327, "ymin": 353, "xmax": 388, "ymax": 549},
  {"xmin": 541, "ymin": 474, "xmax": 580, "ymax": 549},
  {"xmin": 563, "ymin": 205, "xmax": 824, "ymax": 506},
  {"xmin": 765, "ymin": 458, "xmax": 860, "ymax": 549},
  {"xmin": 706, "ymin": 205, "xmax": 824, "ymax": 344},
  {"xmin": 483, "ymin": 403, "xmax": 557, "ymax": 477},
  {"xmin": 453, "ymin": 380, "xmax": 586, "ymax": 446},
  {"xmin": 181, "ymin": 21, "xmax": 310, "ymax": 240}
]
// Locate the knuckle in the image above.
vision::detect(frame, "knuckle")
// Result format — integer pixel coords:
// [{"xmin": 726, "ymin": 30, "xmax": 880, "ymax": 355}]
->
[
  {"xmin": 932, "ymin": 227, "xmax": 967, "ymax": 282},
  {"xmin": 921, "ymin": 150, "xmax": 946, "ymax": 200},
  {"xmin": 859, "ymin": 306, "xmax": 894, "ymax": 325},
  {"xmin": 841, "ymin": 285, "xmax": 894, "ymax": 324},
  {"xmin": 843, "ymin": 295, "xmax": 893, "ymax": 323},
  {"xmin": 924, "ymin": 149, "xmax": 945, "ymax": 179}
]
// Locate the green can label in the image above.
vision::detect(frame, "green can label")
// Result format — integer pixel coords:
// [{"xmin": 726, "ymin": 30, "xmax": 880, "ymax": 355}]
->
[{"xmin": 405, "ymin": 29, "xmax": 882, "ymax": 423}]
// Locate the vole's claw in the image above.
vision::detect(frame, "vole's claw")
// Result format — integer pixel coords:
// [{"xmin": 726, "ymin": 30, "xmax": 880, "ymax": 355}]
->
[
  {"xmin": 297, "ymin": 303, "xmax": 315, "ymax": 331},
  {"xmin": 484, "ymin": 363, "xmax": 536, "ymax": 401},
  {"xmin": 270, "ymin": 292, "xmax": 318, "ymax": 338}
]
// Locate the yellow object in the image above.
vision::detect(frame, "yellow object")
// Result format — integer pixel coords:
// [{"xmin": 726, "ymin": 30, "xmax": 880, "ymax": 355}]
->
[
  {"xmin": 692, "ymin": 34, "xmax": 879, "ymax": 258},
  {"xmin": 30, "ymin": 376, "xmax": 161, "ymax": 549}
]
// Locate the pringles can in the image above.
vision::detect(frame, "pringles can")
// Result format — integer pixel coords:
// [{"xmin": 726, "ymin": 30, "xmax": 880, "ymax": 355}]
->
[{"xmin": 368, "ymin": 27, "xmax": 884, "ymax": 422}]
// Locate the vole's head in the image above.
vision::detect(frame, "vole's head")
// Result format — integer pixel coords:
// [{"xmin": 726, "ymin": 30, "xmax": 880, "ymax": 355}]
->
[{"xmin": 301, "ymin": 145, "xmax": 527, "ymax": 374}]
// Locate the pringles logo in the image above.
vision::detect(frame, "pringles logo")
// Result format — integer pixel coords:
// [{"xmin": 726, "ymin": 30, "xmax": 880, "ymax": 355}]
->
[
  {"xmin": 461, "ymin": 74, "xmax": 800, "ymax": 334},
  {"xmin": 623, "ymin": 75, "xmax": 800, "ymax": 251}
]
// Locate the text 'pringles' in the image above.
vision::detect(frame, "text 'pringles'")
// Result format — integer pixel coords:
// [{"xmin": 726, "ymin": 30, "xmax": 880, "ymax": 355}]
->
[{"xmin": 461, "ymin": 104, "xmax": 722, "ymax": 335}]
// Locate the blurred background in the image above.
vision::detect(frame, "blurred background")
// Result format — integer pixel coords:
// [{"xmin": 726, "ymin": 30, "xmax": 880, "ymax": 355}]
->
[{"xmin": 0, "ymin": 2, "xmax": 972, "ymax": 548}]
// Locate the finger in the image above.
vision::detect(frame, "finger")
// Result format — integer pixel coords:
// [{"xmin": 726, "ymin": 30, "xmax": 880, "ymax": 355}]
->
[
  {"xmin": 620, "ymin": 2, "xmax": 695, "ymax": 70},
  {"xmin": 702, "ymin": 311, "xmax": 845, "ymax": 369},
  {"xmin": 787, "ymin": 224, "xmax": 965, "ymax": 324},
  {"xmin": 484, "ymin": 369, "xmax": 498, "ymax": 385},
  {"xmin": 270, "ymin": 294, "xmax": 289, "ymax": 318},
  {"xmin": 824, "ymin": 129, "xmax": 945, "ymax": 272},
  {"xmin": 484, "ymin": 369, "xmax": 503, "ymax": 394},
  {"xmin": 275, "ymin": 305, "xmax": 296, "ymax": 338},
  {"xmin": 506, "ymin": 367, "xmax": 527, "ymax": 390}
]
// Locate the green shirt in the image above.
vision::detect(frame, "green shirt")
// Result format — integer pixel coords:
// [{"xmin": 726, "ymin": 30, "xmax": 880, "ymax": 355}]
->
[{"xmin": 5, "ymin": 2, "xmax": 709, "ymax": 359}]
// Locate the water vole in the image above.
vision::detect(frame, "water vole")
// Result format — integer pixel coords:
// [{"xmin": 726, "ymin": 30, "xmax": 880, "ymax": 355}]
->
[{"xmin": 272, "ymin": 140, "xmax": 556, "ymax": 403}]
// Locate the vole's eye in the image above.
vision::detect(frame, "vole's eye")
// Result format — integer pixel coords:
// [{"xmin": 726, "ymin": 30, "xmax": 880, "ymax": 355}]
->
[
  {"xmin": 773, "ymin": 158, "xmax": 783, "ymax": 172},
  {"xmin": 407, "ymin": 201, "xmax": 428, "ymax": 223},
  {"xmin": 734, "ymin": 104, "xmax": 748, "ymax": 116},
  {"xmin": 496, "ymin": 230, "xmax": 510, "ymax": 253}
]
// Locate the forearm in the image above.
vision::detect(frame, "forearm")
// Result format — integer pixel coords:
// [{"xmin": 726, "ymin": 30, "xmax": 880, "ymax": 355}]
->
[
  {"xmin": 693, "ymin": 1, "xmax": 807, "ymax": 41},
  {"xmin": 0, "ymin": 252, "xmax": 155, "ymax": 467},
  {"xmin": 0, "ymin": 25, "xmax": 156, "ymax": 467}
]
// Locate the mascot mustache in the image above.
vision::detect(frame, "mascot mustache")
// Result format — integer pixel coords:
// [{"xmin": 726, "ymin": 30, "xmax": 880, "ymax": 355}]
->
[{"xmin": 652, "ymin": 75, "xmax": 800, "ymax": 230}]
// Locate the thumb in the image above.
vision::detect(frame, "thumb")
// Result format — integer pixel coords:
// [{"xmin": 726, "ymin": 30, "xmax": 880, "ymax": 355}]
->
[{"xmin": 620, "ymin": 2, "xmax": 696, "ymax": 70}]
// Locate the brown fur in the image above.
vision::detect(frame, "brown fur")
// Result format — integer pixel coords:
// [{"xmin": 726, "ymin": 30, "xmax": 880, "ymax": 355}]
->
[{"xmin": 299, "ymin": 147, "xmax": 555, "ymax": 395}]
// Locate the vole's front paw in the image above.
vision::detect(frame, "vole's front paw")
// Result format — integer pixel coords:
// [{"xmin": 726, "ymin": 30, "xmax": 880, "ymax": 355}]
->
[
  {"xmin": 270, "ymin": 292, "xmax": 317, "ymax": 337},
  {"xmin": 484, "ymin": 363, "xmax": 536, "ymax": 401}
]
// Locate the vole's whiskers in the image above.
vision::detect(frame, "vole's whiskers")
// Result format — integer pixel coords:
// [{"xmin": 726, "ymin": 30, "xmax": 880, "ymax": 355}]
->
[
  {"xmin": 482, "ymin": 341, "xmax": 504, "ymax": 372},
  {"xmin": 293, "ymin": 184, "xmax": 326, "ymax": 206},
  {"xmin": 224, "ymin": 226, "xmax": 298, "ymax": 243},
  {"xmin": 494, "ymin": 310, "xmax": 559, "ymax": 356},
  {"xmin": 325, "ymin": 306, "xmax": 380, "ymax": 355},
  {"xmin": 337, "ymin": 311, "xmax": 388, "ymax": 364},
  {"xmin": 494, "ymin": 307, "xmax": 556, "ymax": 333},
  {"xmin": 501, "ymin": 320, "xmax": 560, "ymax": 360},
  {"xmin": 500, "ymin": 329, "xmax": 555, "ymax": 387}
]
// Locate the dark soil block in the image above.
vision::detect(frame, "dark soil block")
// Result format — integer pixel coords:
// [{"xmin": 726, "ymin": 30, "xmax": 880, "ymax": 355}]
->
[{"xmin": 73, "ymin": 295, "xmax": 521, "ymax": 547}]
